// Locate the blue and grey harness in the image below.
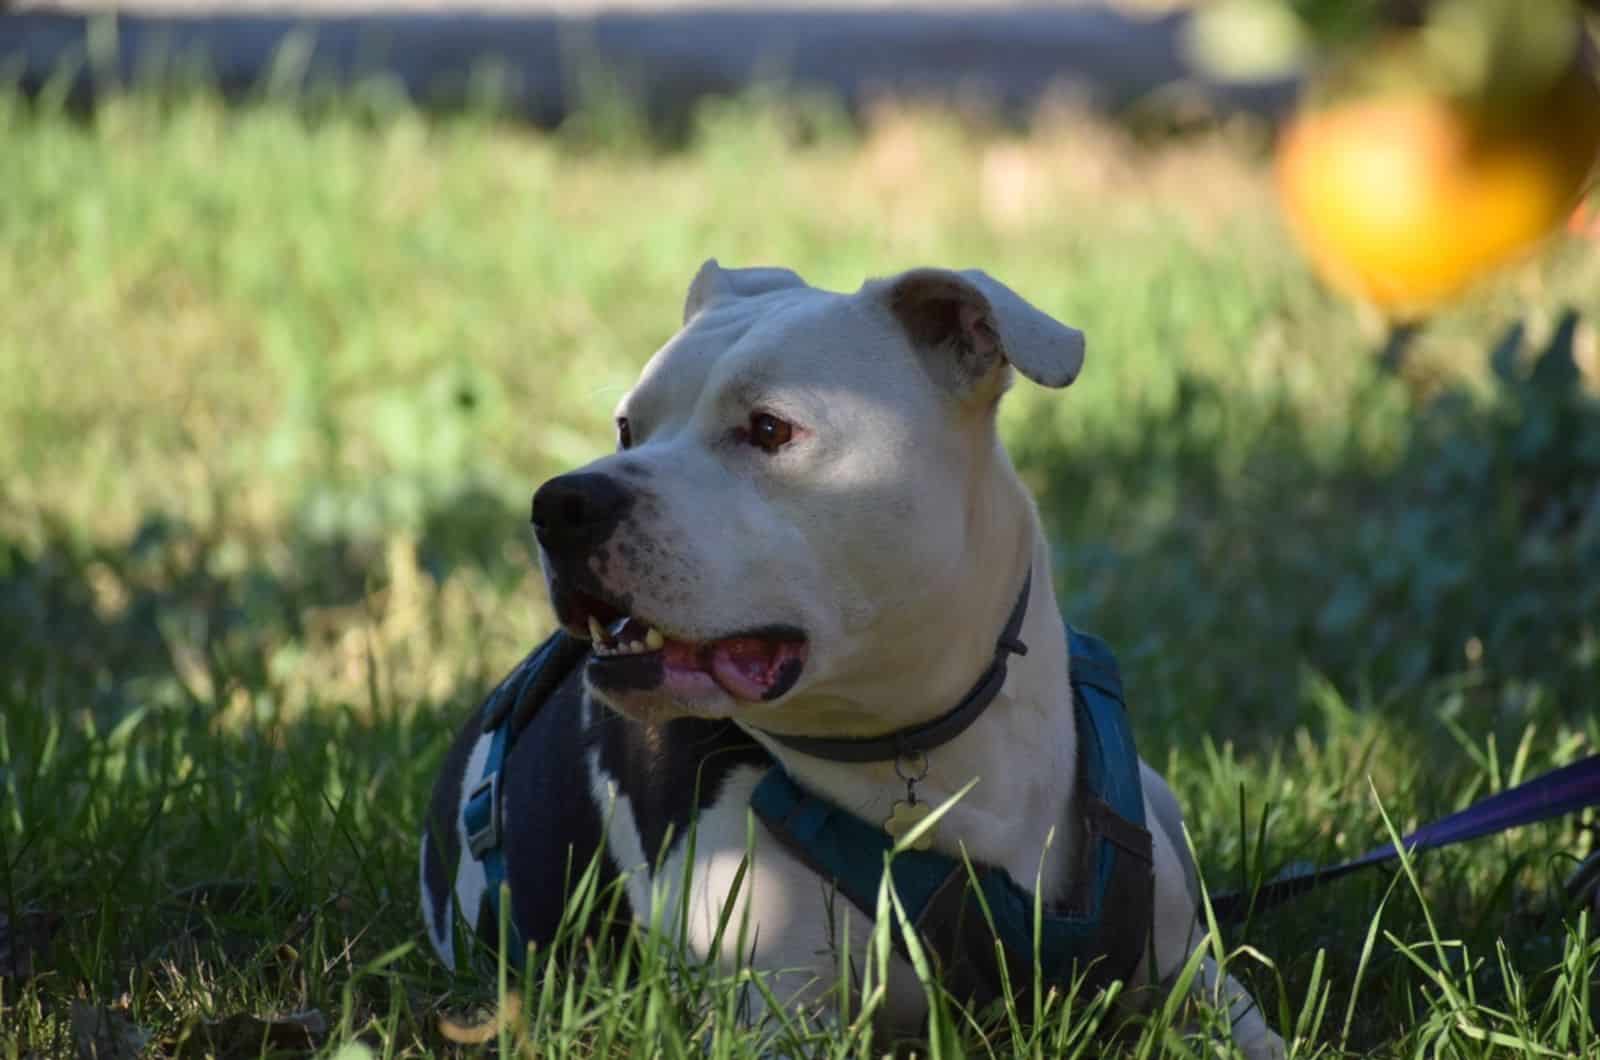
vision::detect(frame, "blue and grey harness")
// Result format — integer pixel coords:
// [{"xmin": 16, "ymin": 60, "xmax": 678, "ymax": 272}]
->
[
  {"xmin": 461, "ymin": 718, "xmax": 516, "ymax": 941},
  {"xmin": 459, "ymin": 628, "xmax": 1153, "ymax": 1003},
  {"xmin": 459, "ymin": 631, "xmax": 581, "ymax": 958}
]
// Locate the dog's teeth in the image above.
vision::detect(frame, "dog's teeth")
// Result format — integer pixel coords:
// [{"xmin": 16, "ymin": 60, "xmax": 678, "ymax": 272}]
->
[
  {"xmin": 587, "ymin": 616, "xmax": 605, "ymax": 643},
  {"xmin": 645, "ymin": 628, "xmax": 664, "ymax": 651},
  {"xmin": 596, "ymin": 641, "xmax": 652, "ymax": 656}
]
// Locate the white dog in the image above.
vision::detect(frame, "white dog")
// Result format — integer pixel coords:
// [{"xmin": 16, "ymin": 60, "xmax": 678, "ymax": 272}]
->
[{"xmin": 420, "ymin": 261, "xmax": 1285, "ymax": 1058}]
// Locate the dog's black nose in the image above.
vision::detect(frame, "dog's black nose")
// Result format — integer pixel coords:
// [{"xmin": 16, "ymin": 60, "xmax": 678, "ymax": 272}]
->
[{"xmin": 531, "ymin": 472, "xmax": 631, "ymax": 553}]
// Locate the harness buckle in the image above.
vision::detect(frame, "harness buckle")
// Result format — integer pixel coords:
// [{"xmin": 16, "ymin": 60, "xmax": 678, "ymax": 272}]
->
[{"xmin": 464, "ymin": 771, "xmax": 502, "ymax": 860}]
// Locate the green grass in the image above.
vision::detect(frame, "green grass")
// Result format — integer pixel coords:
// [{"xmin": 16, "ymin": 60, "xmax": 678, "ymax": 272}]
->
[{"xmin": 2, "ymin": 83, "xmax": 1599, "ymax": 1057}]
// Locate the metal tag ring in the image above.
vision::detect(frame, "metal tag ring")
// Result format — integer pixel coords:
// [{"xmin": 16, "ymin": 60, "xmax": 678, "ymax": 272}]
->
[{"xmin": 894, "ymin": 749, "xmax": 930, "ymax": 784}]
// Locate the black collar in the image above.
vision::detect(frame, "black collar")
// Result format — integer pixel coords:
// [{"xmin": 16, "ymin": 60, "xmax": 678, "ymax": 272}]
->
[{"xmin": 757, "ymin": 567, "xmax": 1032, "ymax": 764}]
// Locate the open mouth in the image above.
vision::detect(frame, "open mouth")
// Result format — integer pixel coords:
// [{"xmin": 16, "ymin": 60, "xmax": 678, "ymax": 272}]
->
[{"xmin": 558, "ymin": 588, "xmax": 808, "ymax": 703}]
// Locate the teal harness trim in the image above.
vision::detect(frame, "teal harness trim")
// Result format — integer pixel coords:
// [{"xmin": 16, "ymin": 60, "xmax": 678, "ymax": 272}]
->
[
  {"xmin": 461, "ymin": 633, "xmax": 583, "ymax": 962},
  {"xmin": 749, "ymin": 628, "xmax": 1153, "ymax": 1003},
  {"xmin": 462, "ymin": 716, "xmax": 522, "ymax": 957}
]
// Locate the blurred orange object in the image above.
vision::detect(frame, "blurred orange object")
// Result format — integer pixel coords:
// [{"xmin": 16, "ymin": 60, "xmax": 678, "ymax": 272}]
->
[
  {"xmin": 1276, "ymin": 57, "xmax": 1600, "ymax": 318},
  {"xmin": 1571, "ymin": 199, "xmax": 1600, "ymax": 240}
]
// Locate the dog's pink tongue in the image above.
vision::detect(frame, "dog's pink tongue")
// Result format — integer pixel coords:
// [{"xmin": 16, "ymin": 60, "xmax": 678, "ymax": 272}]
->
[{"xmin": 709, "ymin": 637, "xmax": 781, "ymax": 701}]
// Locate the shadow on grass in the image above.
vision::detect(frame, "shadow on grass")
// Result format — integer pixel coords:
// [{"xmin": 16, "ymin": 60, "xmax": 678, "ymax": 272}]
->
[
  {"xmin": 3, "ymin": 315, "xmax": 1598, "ymax": 1052},
  {"xmin": 0, "ymin": 483, "xmax": 531, "ymax": 723},
  {"xmin": 1031, "ymin": 311, "xmax": 1600, "ymax": 740},
  {"xmin": 0, "ymin": 489, "xmax": 535, "ymax": 1050},
  {"xmin": 8, "ymin": 315, "xmax": 1596, "ymax": 740}
]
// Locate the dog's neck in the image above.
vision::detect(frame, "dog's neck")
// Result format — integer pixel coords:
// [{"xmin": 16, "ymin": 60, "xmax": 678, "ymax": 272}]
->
[{"xmin": 747, "ymin": 506, "xmax": 1081, "ymax": 900}]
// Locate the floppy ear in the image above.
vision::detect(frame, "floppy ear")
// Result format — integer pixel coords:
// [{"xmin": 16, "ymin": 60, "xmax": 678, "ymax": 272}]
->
[
  {"xmin": 684, "ymin": 258, "xmax": 808, "ymax": 324},
  {"xmin": 874, "ymin": 268, "xmax": 1085, "ymax": 395}
]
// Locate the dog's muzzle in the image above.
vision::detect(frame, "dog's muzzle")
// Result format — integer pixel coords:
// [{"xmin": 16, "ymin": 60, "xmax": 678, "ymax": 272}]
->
[{"xmin": 529, "ymin": 469, "xmax": 810, "ymax": 706}]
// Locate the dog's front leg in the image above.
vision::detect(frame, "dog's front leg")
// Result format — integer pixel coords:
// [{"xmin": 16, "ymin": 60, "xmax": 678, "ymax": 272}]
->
[
  {"xmin": 1143, "ymin": 768, "xmax": 1287, "ymax": 1060},
  {"xmin": 636, "ymin": 781, "xmax": 915, "ymax": 1035},
  {"xmin": 1186, "ymin": 955, "xmax": 1287, "ymax": 1060}
]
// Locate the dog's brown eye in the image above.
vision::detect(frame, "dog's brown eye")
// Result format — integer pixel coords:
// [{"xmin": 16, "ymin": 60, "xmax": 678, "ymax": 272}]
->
[
  {"xmin": 747, "ymin": 411, "xmax": 793, "ymax": 453},
  {"xmin": 616, "ymin": 417, "xmax": 632, "ymax": 451}
]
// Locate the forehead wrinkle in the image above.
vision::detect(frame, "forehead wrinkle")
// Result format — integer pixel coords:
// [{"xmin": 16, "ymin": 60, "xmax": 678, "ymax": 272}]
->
[
  {"xmin": 619, "ymin": 309, "xmax": 760, "ymax": 428},
  {"xmin": 694, "ymin": 297, "xmax": 839, "ymax": 407},
  {"xmin": 708, "ymin": 362, "xmax": 785, "ymax": 414},
  {"xmin": 624, "ymin": 288, "xmax": 852, "ymax": 428}
]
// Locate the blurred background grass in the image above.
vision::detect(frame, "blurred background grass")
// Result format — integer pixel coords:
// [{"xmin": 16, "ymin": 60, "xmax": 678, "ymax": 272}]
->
[
  {"xmin": 3, "ymin": 60, "xmax": 1599, "ymax": 1053},
  {"xmin": 6, "ymin": 87, "xmax": 1596, "ymax": 732}
]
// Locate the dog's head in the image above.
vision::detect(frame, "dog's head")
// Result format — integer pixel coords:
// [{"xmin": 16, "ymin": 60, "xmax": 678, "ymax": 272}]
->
[{"xmin": 533, "ymin": 260, "xmax": 1083, "ymax": 728}]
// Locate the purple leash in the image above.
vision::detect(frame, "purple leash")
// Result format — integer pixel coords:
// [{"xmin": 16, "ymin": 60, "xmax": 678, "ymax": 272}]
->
[{"xmin": 1212, "ymin": 753, "xmax": 1600, "ymax": 923}]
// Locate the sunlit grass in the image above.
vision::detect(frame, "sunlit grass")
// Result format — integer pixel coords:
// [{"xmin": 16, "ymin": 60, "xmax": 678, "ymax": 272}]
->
[{"xmin": 2, "ymin": 82, "xmax": 1597, "ymax": 1056}]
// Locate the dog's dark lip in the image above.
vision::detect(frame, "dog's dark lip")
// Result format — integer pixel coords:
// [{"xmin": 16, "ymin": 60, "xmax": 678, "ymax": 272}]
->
[
  {"xmin": 703, "ymin": 623, "xmax": 807, "ymax": 645},
  {"xmin": 549, "ymin": 581, "xmax": 628, "ymax": 638},
  {"xmin": 555, "ymin": 577, "xmax": 805, "ymax": 648},
  {"xmin": 587, "ymin": 643, "xmax": 807, "ymax": 703},
  {"xmin": 586, "ymin": 650, "xmax": 667, "ymax": 691}
]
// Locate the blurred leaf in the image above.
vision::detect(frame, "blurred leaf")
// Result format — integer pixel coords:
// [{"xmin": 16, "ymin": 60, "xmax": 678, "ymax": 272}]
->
[
  {"xmin": 1487, "ymin": 320, "xmax": 1525, "ymax": 383},
  {"xmin": 1528, "ymin": 309, "xmax": 1582, "ymax": 394},
  {"xmin": 1185, "ymin": 0, "xmax": 1312, "ymax": 81},
  {"xmin": 438, "ymin": 993, "xmax": 522, "ymax": 1045},
  {"xmin": 1288, "ymin": 0, "xmax": 1388, "ymax": 43},
  {"xmin": 1422, "ymin": 0, "xmax": 1582, "ymax": 100},
  {"xmin": 1512, "ymin": 404, "xmax": 1557, "ymax": 462},
  {"xmin": 1318, "ymin": 578, "xmax": 1371, "ymax": 635}
]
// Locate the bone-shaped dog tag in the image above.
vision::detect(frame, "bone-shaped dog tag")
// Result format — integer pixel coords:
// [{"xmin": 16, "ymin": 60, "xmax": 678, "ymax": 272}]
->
[{"xmin": 885, "ymin": 800, "xmax": 934, "ymax": 850}]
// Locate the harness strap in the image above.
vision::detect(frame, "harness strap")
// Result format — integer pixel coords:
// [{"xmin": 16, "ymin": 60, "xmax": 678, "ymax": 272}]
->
[
  {"xmin": 750, "ymin": 627, "xmax": 1153, "ymax": 1005},
  {"xmin": 482, "ymin": 630, "xmax": 591, "ymax": 737},
  {"xmin": 461, "ymin": 718, "xmax": 519, "ymax": 951},
  {"xmin": 460, "ymin": 631, "xmax": 587, "ymax": 960}
]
